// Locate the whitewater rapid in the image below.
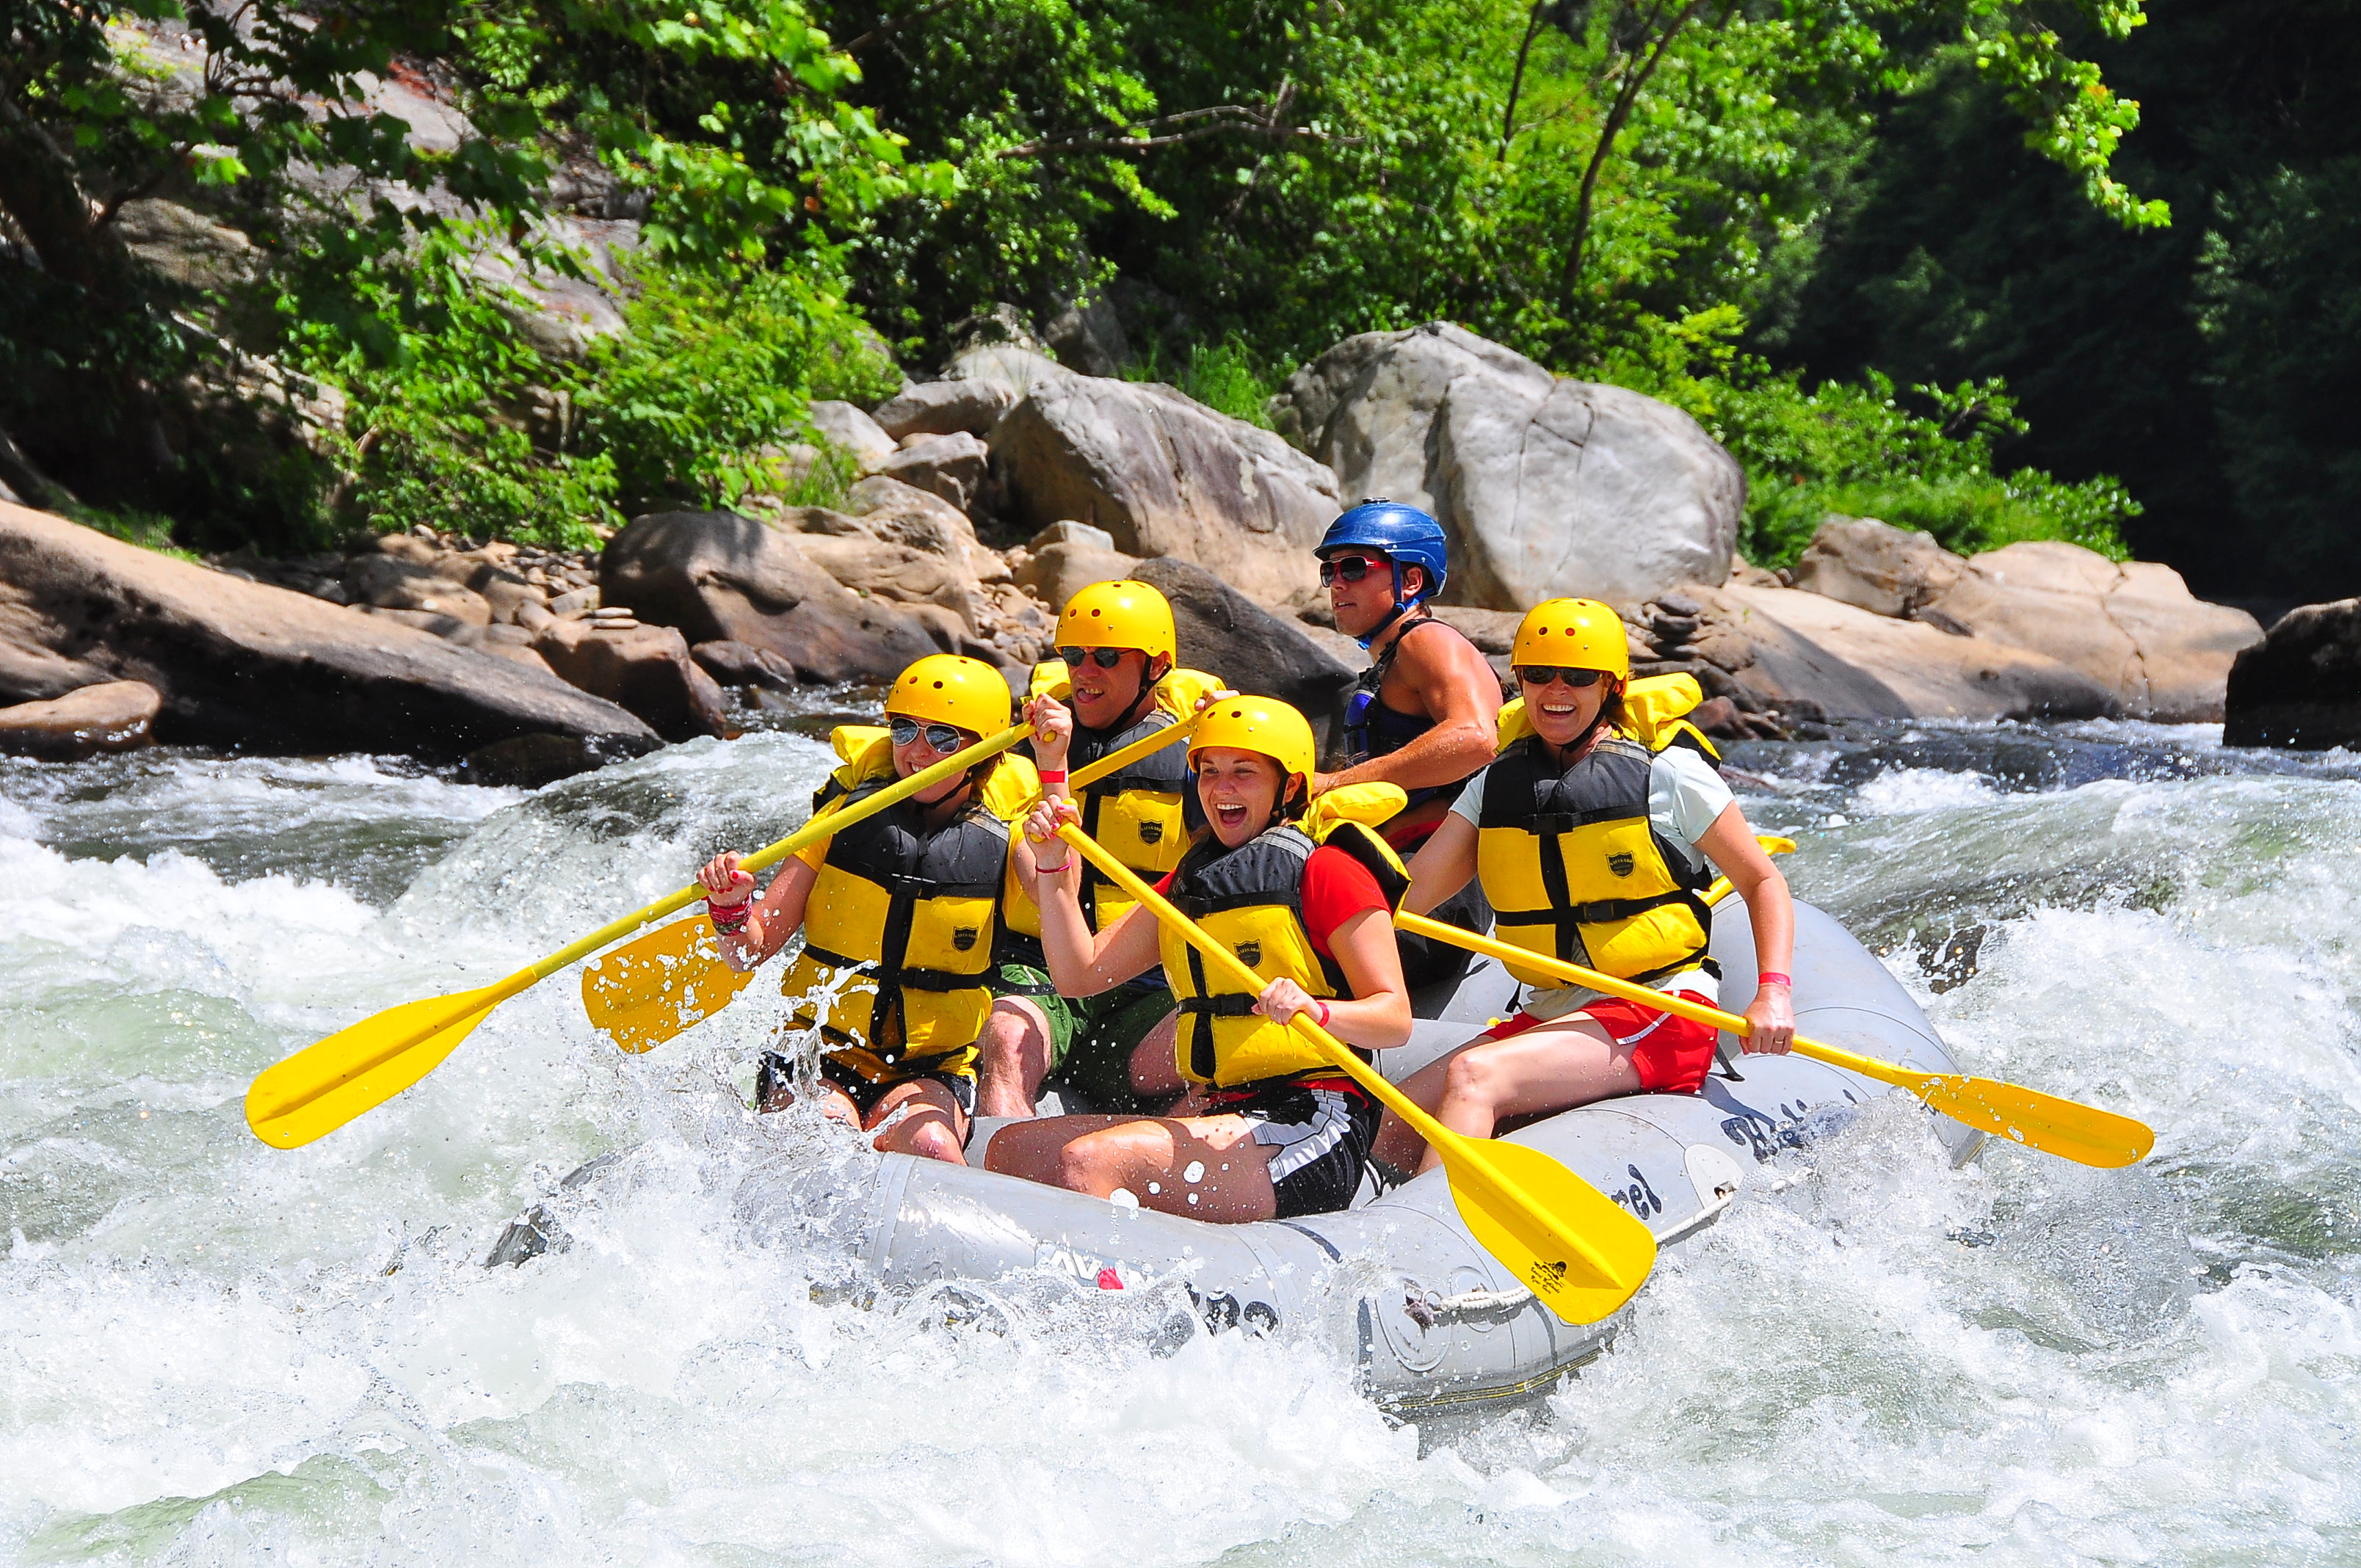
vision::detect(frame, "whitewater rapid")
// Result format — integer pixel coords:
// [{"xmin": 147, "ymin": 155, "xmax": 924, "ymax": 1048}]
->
[{"xmin": 2, "ymin": 716, "xmax": 2356, "ymax": 1564}]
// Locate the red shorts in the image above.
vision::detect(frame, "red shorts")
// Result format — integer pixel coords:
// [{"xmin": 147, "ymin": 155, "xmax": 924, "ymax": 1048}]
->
[{"xmin": 1482, "ymin": 990, "xmax": 1719, "ymax": 1095}]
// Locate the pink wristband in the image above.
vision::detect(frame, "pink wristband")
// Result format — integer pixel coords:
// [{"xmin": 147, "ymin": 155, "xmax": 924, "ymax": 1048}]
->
[
  {"xmin": 1757, "ymin": 971, "xmax": 1791, "ymax": 988},
  {"xmin": 1037, "ymin": 769, "xmax": 1067, "ymax": 784}
]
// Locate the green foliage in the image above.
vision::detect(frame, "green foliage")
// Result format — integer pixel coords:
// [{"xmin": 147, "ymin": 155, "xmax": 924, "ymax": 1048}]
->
[
  {"xmin": 62, "ymin": 502, "xmax": 200, "ymax": 562},
  {"xmin": 1124, "ymin": 333, "xmax": 1280, "ymax": 427},
  {"xmin": 577, "ymin": 258, "xmax": 846, "ymax": 512},
  {"xmin": 1595, "ymin": 307, "xmax": 2130, "ymax": 564}
]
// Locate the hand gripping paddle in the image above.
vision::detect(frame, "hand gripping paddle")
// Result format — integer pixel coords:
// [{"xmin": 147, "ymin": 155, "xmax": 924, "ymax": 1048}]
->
[
  {"xmin": 581, "ymin": 710, "xmax": 1213, "ymax": 1053},
  {"xmin": 1393, "ymin": 911, "xmax": 2155, "ymax": 1169},
  {"xmin": 243, "ymin": 722, "xmax": 1034, "ymax": 1149},
  {"xmin": 1056, "ymin": 823, "xmax": 1658, "ymax": 1328}
]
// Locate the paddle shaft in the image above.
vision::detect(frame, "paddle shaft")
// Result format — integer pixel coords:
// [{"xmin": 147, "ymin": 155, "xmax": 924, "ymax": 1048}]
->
[
  {"xmin": 325, "ymin": 722, "xmax": 1036, "ymax": 1077},
  {"xmin": 1395, "ymin": 910, "xmax": 1940, "ymax": 1095},
  {"xmin": 1054, "ymin": 824, "xmax": 1636, "ymax": 1282}
]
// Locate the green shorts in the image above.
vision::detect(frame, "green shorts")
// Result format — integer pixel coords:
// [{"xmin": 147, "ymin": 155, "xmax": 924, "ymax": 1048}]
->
[{"xmin": 995, "ymin": 962, "xmax": 1175, "ymax": 1111}]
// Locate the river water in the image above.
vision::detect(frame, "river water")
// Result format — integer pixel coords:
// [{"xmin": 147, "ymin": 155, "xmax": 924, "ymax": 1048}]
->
[{"xmin": 2, "ymin": 707, "xmax": 2357, "ymax": 1565}]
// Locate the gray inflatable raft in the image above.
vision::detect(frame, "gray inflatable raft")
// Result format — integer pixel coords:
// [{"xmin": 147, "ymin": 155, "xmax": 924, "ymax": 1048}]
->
[{"xmin": 807, "ymin": 900, "xmax": 1981, "ymax": 1418}]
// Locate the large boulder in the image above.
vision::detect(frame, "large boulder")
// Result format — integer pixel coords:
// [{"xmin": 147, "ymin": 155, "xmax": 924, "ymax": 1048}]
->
[
  {"xmin": 1920, "ymin": 542, "xmax": 2263, "ymax": 722},
  {"xmin": 1788, "ymin": 523, "xmax": 2263, "ymax": 721},
  {"xmin": 532, "ymin": 620, "xmax": 728, "ymax": 743},
  {"xmin": 1682, "ymin": 581, "xmax": 2121, "ymax": 722},
  {"xmin": 994, "ymin": 380, "xmax": 1339, "ymax": 606},
  {"xmin": 806, "ymin": 400, "xmax": 896, "ymax": 473},
  {"xmin": 0, "ymin": 679, "xmax": 162, "ymax": 761},
  {"xmin": 0, "ymin": 501, "xmax": 657, "ymax": 758},
  {"xmin": 1786, "ymin": 517, "xmax": 1967, "ymax": 617},
  {"xmin": 1268, "ymin": 322, "xmax": 1743, "ymax": 611},
  {"xmin": 601, "ymin": 509, "xmax": 939, "ymax": 684},
  {"xmin": 2223, "ymin": 599, "xmax": 2361, "ymax": 749},
  {"xmin": 871, "ymin": 346, "xmax": 1073, "ymax": 441},
  {"xmin": 875, "ymin": 432, "xmax": 991, "ymax": 515},
  {"xmin": 1129, "ymin": 558, "xmax": 1359, "ymax": 751}
]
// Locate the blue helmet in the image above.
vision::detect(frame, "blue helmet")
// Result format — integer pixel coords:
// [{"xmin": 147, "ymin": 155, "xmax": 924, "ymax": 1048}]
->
[{"xmin": 1317, "ymin": 499, "xmax": 1449, "ymax": 608}]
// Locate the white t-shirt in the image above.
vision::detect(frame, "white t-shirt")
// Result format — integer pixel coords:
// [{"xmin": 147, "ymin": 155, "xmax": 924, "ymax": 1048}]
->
[{"xmin": 1448, "ymin": 744, "xmax": 1735, "ymax": 1015}]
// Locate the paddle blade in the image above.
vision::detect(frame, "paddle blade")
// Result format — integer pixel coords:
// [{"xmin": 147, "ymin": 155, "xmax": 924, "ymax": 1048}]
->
[
  {"xmin": 245, "ymin": 987, "xmax": 500, "ymax": 1150},
  {"xmin": 1440, "ymin": 1133, "xmax": 1659, "ymax": 1326},
  {"xmin": 1917, "ymin": 1074, "xmax": 2155, "ymax": 1168},
  {"xmin": 581, "ymin": 917, "xmax": 757, "ymax": 1053}
]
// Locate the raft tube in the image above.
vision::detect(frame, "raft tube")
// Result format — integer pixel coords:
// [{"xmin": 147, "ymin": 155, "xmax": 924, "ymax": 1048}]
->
[{"xmin": 791, "ymin": 900, "xmax": 1981, "ymax": 1418}]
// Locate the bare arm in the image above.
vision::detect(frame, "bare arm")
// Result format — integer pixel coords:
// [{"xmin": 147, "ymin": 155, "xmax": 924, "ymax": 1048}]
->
[
  {"xmin": 1022, "ymin": 799, "xmax": 1165, "ymax": 996},
  {"xmin": 697, "ymin": 852, "xmax": 819, "ymax": 971},
  {"xmin": 1315, "ymin": 624, "xmax": 1500, "ymax": 794},
  {"xmin": 1401, "ymin": 810, "xmax": 1479, "ymax": 915},
  {"xmin": 1695, "ymin": 803, "xmax": 1796, "ymax": 1053}
]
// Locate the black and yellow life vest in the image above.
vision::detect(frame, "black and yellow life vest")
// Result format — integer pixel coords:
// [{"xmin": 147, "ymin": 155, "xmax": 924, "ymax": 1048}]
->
[
  {"xmin": 1001, "ymin": 664, "xmax": 1226, "ymax": 950},
  {"xmin": 1476, "ymin": 680, "xmax": 1718, "ymax": 991},
  {"xmin": 781, "ymin": 728, "xmax": 1038, "ymax": 1084},
  {"xmin": 1160, "ymin": 785, "xmax": 1409, "ymax": 1088}
]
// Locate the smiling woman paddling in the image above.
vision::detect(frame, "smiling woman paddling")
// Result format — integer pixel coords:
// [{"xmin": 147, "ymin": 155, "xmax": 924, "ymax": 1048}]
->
[
  {"xmin": 1374, "ymin": 598, "xmax": 1799, "ymax": 1177},
  {"xmin": 987, "ymin": 698, "xmax": 1414, "ymax": 1221},
  {"xmin": 697, "ymin": 654, "xmax": 1042, "ymax": 1166}
]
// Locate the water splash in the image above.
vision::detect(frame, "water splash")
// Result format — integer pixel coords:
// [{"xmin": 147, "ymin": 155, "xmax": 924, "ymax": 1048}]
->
[{"xmin": 4, "ymin": 716, "xmax": 2357, "ymax": 1565}]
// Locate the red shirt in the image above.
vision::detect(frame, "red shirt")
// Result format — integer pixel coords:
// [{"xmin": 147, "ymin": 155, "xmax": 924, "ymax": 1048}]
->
[{"xmin": 1151, "ymin": 845, "xmax": 1389, "ymax": 959}]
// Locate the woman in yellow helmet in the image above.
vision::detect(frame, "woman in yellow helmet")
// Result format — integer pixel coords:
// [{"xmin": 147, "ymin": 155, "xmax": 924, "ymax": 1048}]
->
[
  {"xmin": 697, "ymin": 654, "xmax": 1043, "ymax": 1165},
  {"xmin": 1375, "ymin": 598, "xmax": 1798, "ymax": 1176},
  {"xmin": 987, "ymin": 697, "xmax": 1414, "ymax": 1220}
]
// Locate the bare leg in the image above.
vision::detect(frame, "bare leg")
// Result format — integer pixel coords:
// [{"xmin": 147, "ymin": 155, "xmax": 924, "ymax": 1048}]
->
[
  {"xmin": 976, "ymin": 997, "xmax": 1054, "ymax": 1119},
  {"xmin": 1374, "ymin": 1017, "xmax": 1644, "ymax": 1175},
  {"xmin": 985, "ymin": 1111, "xmax": 1278, "ymax": 1222},
  {"xmin": 761, "ymin": 1069, "xmax": 863, "ymax": 1128},
  {"xmin": 1126, "ymin": 1009, "xmax": 1183, "ymax": 1097},
  {"xmin": 865, "ymin": 1078, "xmax": 971, "ymax": 1165}
]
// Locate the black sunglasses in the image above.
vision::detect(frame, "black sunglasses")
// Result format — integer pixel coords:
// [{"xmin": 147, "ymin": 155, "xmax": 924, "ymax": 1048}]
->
[
  {"xmin": 1055, "ymin": 646, "xmax": 1129, "ymax": 669},
  {"xmin": 1514, "ymin": 665, "xmax": 1607, "ymax": 689},
  {"xmin": 889, "ymin": 716, "xmax": 971, "ymax": 754},
  {"xmin": 1318, "ymin": 553, "xmax": 1389, "ymax": 586}
]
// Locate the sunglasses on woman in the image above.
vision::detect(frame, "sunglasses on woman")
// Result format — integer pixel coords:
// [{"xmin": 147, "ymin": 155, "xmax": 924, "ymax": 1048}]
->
[
  {"xmin": 889, "ymin": 717, "xmax": 971, "ymax": 754},
  {"xmin": 1514, "ymin": 665, "xmax": 1606, "ymax": 689},
  {"xmin": 1054, "ymin": 646, "xmax": 1129, "ymax": 669},
  {"xmin": 1317, "ymin": 553, "xmax": 1389, "ymax": 586}
]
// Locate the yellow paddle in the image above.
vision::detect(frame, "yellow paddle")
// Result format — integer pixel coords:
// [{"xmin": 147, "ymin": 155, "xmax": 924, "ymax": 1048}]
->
[
  {"xmin": 1394, "ymin": 911, "xmax": 2155, "ymax": 1169},
  {"xmin": 583, "ymin": 709, "xmax": 1213, "ymax": 1053},
  {"xmin": 1055, "ymin": 823, "xmax": 1658, "ymax": 1327},
  {"xmin": 244, "ymin": 721, "xmax": 1034, "ymax": 1150}
]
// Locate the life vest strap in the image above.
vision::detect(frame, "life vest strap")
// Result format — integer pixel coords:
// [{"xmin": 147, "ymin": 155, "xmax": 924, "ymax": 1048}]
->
[
  {"xmin": 1178, "ymin": 993, "xmax": 1260, "ymax": 1018},
  {"xmin": 800, "ymin": 945, "xmax": 982, "ymax": 993}
]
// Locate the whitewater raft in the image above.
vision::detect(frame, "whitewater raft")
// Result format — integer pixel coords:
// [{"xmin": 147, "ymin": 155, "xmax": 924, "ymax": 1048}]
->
[{"xmin": 790, "ymin": 899, "xmax": 1981, "ymax": 1418}]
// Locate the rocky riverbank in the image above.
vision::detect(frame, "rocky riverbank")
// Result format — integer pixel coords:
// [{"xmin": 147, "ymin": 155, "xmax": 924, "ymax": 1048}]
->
[{"xmin": 0, "ymin": 320, "xmax": 2291, "ymax": 776}]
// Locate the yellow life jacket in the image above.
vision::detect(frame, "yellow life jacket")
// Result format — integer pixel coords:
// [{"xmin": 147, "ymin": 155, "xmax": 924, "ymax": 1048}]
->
[
  {"xmin": 780, "ymin": 727, "xmax": 1037, "ymax": 1084},
  {"xmin": 1000, "ymin": 664, "xmax": 1227, "ymax": 951},
  {"xmin": 1160, "ymin": 784, "xmax": 1410, "ymax": 1088},
  {"xmin": 1474, "ymin": 707, "xmax": 1717, "ymax": 991}
]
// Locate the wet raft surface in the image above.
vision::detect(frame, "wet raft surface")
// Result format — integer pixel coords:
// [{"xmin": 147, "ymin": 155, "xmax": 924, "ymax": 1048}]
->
[{"xmin": 3, "ymin": 714, "xmax": 2358, "ymax": 1564}]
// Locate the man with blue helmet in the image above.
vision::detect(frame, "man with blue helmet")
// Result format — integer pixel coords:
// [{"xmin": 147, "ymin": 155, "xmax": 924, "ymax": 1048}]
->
[{"xmin": 1310, "ymin": 499, "xmax": 1502, "ymax": 989}]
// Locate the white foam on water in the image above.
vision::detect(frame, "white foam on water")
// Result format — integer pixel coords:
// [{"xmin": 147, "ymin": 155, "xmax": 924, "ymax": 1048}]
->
[
  {"xmin": 3, "ymin": 736, "xmax": 2358, "ymax": 1565},
  {"xmin": 1853, "ymin": 766, "xmax": 2006, "ymax": 815}
]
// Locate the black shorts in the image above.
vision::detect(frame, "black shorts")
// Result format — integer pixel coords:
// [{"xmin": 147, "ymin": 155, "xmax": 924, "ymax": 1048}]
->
[
  {"xmin": 1206, "ymin": 1078, "xmax": 1381, "ymax": 1219},
  {"xmin": 758, "ymin": 1050, "xmax": 978, "ymax": 1120}
]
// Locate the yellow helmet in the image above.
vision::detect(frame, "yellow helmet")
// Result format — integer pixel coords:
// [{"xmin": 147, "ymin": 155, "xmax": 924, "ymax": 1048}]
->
[
  {"xmin": 1189, "ymin": 696, "xmax": 1317, "ymax": 785},
  {"xmin": 1056, "ymin": 579, "xmax": 1178, "ymax": 664},
  {"xmin": 885, "ymin": 653, "xmax": 1011, "ymax": 736},
  {"xmin": 1512, "ymin": 598, "xmax": 1631, "ymax": 680}
]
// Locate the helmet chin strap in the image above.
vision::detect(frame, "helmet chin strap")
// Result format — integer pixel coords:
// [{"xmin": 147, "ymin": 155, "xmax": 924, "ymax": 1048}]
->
[{"xmin": 1354, "ymin": 562, "xmax": 1429, "ymax": 651}]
